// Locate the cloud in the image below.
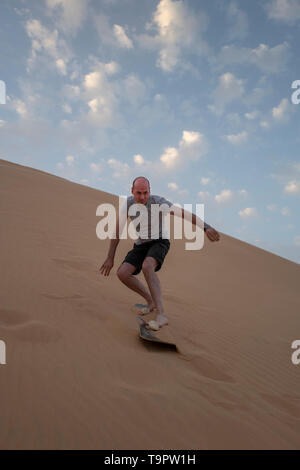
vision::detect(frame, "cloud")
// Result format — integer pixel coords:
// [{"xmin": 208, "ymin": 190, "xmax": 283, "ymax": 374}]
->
[
  {"xmin": 84, "ymin": 69, "xmax": 108, "ymax": 90},
  {"xmin": 281, "ymin": 207, "xmax": 292, "ymax": 216},
  {"xmin": 133, "ymin": 154, "xmax": 145, "ymax": 165},
  {"xmin": 245, "ymin": 110, "xmax": 260, "ymax": 120},
  {"xmin": 132, "ymin": 153, "xmax": 152, "ymax": 169},
  {"xmin": 66, "ymin": 155, "xmax": 75, "ymax": 166},
  {"xmin": 260, "ymin": 98, "xmax": 293, "ymax": 129},
  {"xmin": 94, "ymin": 13, "xmax": 133, "ymax": 49},
  {"xmin": 55, "ymin": 58, "xmax": 152, "ymax": 155},
  {"xmin": 135, "ymin": 0, "xmax": 209, "ymax": 73},
  {"xmin": 104, "ymin": 61, "xmax": 120, "ymax": 75},
  {"xmin": 269, "ymin": 160, "xmax": 300, "ymax": 196},
  {"xmin": 56, "ymin": 155, "xmax": 82, "ymax": 181},
  {"xmin": 168, "ymin": 182, "xmax": 189, "ymax": 196},
  {"xmin": 57, "ymin": 156, "xmax": 106, "ymax": 187},
  {"xmin": 160, "ymin": 130, "xmax": 208, "ymax": 170},
  {"xmin": 59, "ymin": 116, "xmax": 108, "ymax": 155},
  {"xmin": 238, "ymin": 189, "xmax": 248, "ymax": 197},
  {"xmin": 119, "ymin": 74, "xmax": 148, "ymax": 106},
  {"xmin": 284, "ymin": 180, "xmax": 300, "ymax": 194},
  {"xmin": 25, "ymin": 19, "xmax": 72, "ymax": 75},
  {"xmin": 239, "ymin": 207, "xmax": 258, "ymax": 218},
  {"xmin": 168, "ymin": 182, "xmax": 179, "ymax": 191},
  {"xmin": 62, "ymin": 103, "xmax": 72, "ymax": 114},
  {"xmin": 93, "ymin": 14, "xmax": 115, "ymax": 47},
  {"xmin": 79, "ymin": 60, "xmax": 122, "ymax": 128},
  {"xmin": 209, "ymin": 72, "xmax": 245, "ymax": 115},
  {"xmin": 107, "ymin": 158, "xmax": 130, "ymax": 178},
  {"xmin": 214, "ymin": 188, "xmax": 247, "ymax": 205},
  {"xmin": 160, "ymin": 147, "xmax": 179, "ymax": 168},
  {"xmin": 86, "ymin": 95, "xmax": 119, "ymax": 126},
  {"xmin": 56, "ymin": 58, "xmax": 67, "ymax": 75},
  {"xmin": 226, "ymin": 130, "xmax": 248, "ymax": 145},
  {"xmin": 45, "ymin": 0, "xmax": 89, "ymax": 35},
  {"xmin": 272, "ymin": 98, "xmax": 291, "ymax": 121},
  {"xmin": 113, "ymin": 24, "xmax": 133, "ymax": 49},
  {"xmin": 64, "ymin": 59, "xmax": 149, "ymax": 129},
  {"xmin": 244, "ymin": 85, "xmax": 272, "ymax": 108},
  {"xmin": 198, "ymin": 191, "xmax": 210, "ymax": 201},
  {"xmin": 215, "ymin": 42, "xmax": 289, "ymax": 74},
  {"xmin": 201, "ymin": 177, "xmax": 210, "ymax": 185},
  {"xmin": 266, "ymin": 0, "xmax": 300, "ymax": 24},
  {"xmin": 11, "ymin": 98, "xmax": 28, "ymax": 118},
  {"xmin": 168, "ymin": 182, "xmax": 188, "ymax": 196},
  {"xmin": 7, "ymin": 78, "xmax": 52, "ymax": 121},
  {"xmin": 57, "ymin": 154, "xmax": 76, "ymax": 170},
  {"xmin": 257, "ymin": 97, "xmax": 293, "ymax": 129},
  {"xmin": 90, "ymin": 162, "xmax": 103, "ymax": 173},
  {"xmin": 178, "ymin": 189, "xmax": 188, "ymax": 196},
  {"xmin": 225, "ymin": 1, "xmax": 249, "ymax": 40},
  {"xmin": 215, "ymin": 189, "xmax": 234, "ymax": 204},
  {"xmin": 260, "ymin": 120, "xmax": 270, "ymax": 128},
  {"xmin": 62, "ymin": 84, "xmax": 80, "ymax": 100}
]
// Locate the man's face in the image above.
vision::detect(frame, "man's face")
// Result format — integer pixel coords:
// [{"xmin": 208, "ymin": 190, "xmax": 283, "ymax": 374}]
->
[{"xmin": 131, "ymin": 180, "xmax": 150, "ymax": 204}]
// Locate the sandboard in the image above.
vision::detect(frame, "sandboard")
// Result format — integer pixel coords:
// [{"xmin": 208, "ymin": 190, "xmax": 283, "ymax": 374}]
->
[
  {"xmin": 131, "ymin": 303, "xmax": 152, "ymax": 315},
  {"xmin": 136, "ymin": 313, "xmax": 177, "ymax": 347}
]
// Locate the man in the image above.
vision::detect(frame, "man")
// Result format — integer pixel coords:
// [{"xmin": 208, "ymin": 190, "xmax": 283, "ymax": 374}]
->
[{"xmin": 99, "ymin": 176, "xmax": 220, "ymax": 331}]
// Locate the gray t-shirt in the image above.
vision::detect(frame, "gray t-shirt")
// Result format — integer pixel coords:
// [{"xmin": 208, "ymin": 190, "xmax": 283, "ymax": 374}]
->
[{"xmin": 126, "ymin": 194, "xmax": 173, "ymax": 245}]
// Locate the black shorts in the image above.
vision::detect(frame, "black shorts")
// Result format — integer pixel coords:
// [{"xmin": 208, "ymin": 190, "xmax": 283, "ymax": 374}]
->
[{"xmin": 122, "ymin": 239, "xmax": 170, "ymax": 276}]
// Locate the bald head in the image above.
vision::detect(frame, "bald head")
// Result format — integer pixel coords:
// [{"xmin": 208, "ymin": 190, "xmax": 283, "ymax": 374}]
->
[
  {"xmin": 132, "ymin": 176, "xmax": 150, "ymax": 191},
  {"xmin": 131, "ymin": 176, "xmax": 150, "ymax": 204}
]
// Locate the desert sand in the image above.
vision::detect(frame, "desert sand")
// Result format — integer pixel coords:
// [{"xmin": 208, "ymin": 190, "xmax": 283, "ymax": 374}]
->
[{"xmin": 0, "ymin": 158, "xmax": 300, "ymax": 450}]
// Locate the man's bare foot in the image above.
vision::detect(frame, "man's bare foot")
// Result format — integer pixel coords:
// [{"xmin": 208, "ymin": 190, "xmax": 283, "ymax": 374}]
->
[
  {"xmin": 147, "ymin": 300, "xmax": 155, "ymax": 311},
  {"xmin": 139, "ymin": 301, "xmax": 156, "ymax": 315},
  {"xmin": 145, "ymin": 313, "xmax": 168, "ymax": 330}
]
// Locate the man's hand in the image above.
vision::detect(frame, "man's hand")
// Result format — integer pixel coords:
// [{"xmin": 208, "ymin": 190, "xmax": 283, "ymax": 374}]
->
[
  {"xmin": 99, "ymin": 257, "xmax": 114, "ymax": 276},
  {"xmin": 205, "ymin": 228, "xmax": 220, "ymax": 242}
]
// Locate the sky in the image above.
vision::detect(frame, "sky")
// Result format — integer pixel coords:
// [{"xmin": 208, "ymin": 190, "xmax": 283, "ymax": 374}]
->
[{"xmin": 0, "ymin": 0, "xmax": 300, "ymax": 263}]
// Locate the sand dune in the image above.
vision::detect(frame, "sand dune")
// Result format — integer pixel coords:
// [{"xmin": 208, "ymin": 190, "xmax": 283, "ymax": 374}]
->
[{"xmin": 0, "ymin": 158, "xmax": 299, "ymax": 449}]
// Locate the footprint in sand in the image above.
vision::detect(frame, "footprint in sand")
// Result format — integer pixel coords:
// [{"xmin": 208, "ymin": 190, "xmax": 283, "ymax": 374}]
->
[{"xmin": 0, "ymin": 309, "xmax": 61, "ymax": 343}]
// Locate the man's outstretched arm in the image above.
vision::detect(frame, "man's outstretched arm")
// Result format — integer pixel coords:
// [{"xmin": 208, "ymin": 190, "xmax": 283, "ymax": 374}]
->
[
  {"xmin": 170, "ymin": 205, "xmax": 220, "ymax": 242},
  {"xmin": 99, "ymin": 212, "xmax": 127, "ymax": 276}
]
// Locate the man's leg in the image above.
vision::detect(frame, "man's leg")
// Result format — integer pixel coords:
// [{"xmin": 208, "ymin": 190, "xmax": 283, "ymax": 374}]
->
[
  {"xmin": 141, "ymin": 257, "xmax": 168, "ymax": 328},
  {"xmin": 117, "ymin": 262, "xmax": 155, "ymax": 309}
]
